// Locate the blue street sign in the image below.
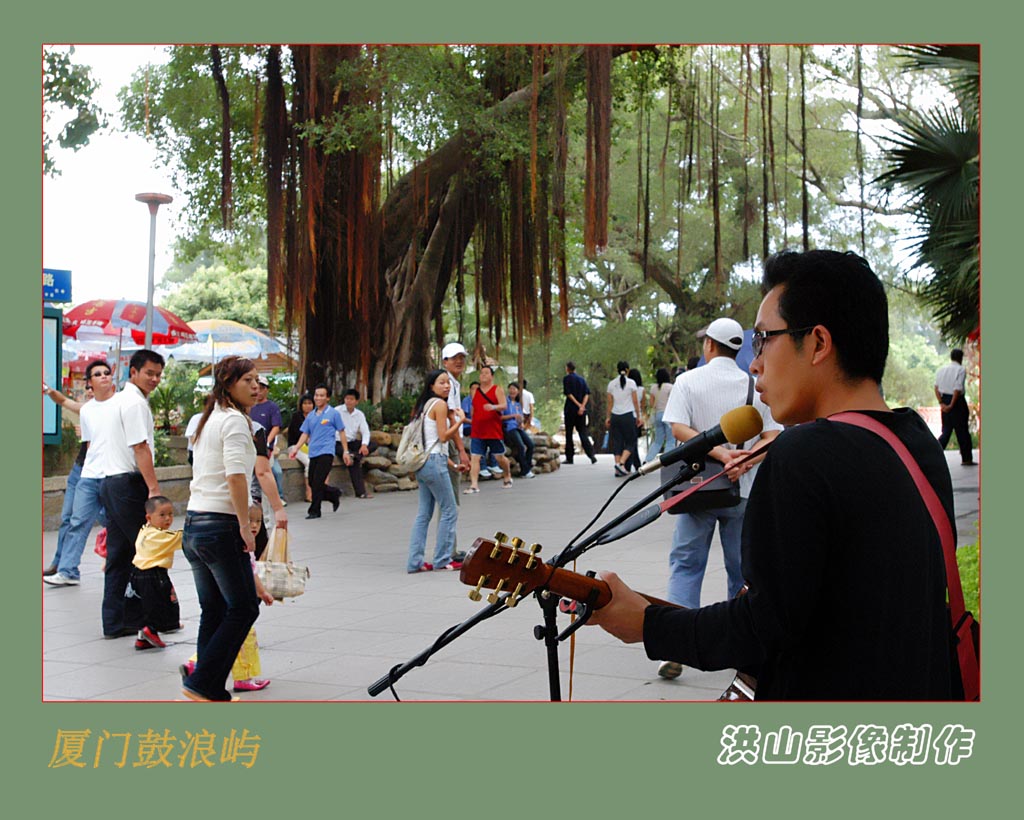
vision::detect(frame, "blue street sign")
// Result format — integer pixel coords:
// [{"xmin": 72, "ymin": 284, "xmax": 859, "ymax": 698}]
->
[{"xmin": 43, "ymin": 268, "xmax": 72, "ymax": 302}]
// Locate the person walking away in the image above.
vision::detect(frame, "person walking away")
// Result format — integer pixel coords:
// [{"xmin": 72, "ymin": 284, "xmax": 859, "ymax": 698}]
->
[
  {"xmin": 934, "ymin": 348, "xmax": 976, "ymax": 465},
  {"xmin": 605, "ymin": 361, "xmax": 643, "ymax": 477},
  {"xmin": 562, "ymin": 362, "xmax": 597, "ymax": 464},
  {"xmin": 644, "ymin": 367, "xmax": 675, "ymax": 464},
  {"xmin": 407, "ymin": 369, "xmax": 464, "ymax": 573}
]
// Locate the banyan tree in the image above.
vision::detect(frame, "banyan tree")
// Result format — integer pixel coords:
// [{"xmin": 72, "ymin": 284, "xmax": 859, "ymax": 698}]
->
[{"xmin": 121, "ymin": 45, "xmax": 972, "ymax": 395}]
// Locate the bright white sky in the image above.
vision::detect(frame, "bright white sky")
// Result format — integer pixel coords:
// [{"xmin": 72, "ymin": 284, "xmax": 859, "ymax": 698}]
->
[{"xmin": 43, "ymin": 45, "xmax": 178, "ymax": 307}]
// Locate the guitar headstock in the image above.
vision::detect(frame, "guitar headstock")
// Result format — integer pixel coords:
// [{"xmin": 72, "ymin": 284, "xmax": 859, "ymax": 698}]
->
[{"xmin": 459, "ymin": 533, "xmax": 549, "ymax": 608}]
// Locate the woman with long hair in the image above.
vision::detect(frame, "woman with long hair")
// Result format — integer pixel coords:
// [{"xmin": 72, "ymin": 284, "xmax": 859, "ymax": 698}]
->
[
  {"xmin": 180, "ymin": 356, "xmax": 262, "ymax": 701},
  {"xmin": 605, "ymin": 360, "xmax": 643, "ymax": 477},
  {"xmin": 286, "ymin": 393, "xmax": 316, "ymax": 502},
  {"xmin": 406, "ymin": 369, "xmax": 465, "ymax": 573},
  {"xmin": 644, "ymin": 367, "xmax": 675, "ymax": 464}
]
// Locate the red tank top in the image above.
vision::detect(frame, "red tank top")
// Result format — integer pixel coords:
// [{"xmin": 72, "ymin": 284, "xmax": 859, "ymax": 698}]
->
[{"xmin": 471, "ymin": 385, "xmax": 504, "ymax": 440}]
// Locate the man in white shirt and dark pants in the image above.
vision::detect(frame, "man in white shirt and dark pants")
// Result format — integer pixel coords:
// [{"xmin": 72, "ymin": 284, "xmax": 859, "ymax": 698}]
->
[
  {"xmin": 659, "ymin": 318, "xmax": 782, "ymax": 678},
  {"xmin": 337, "ymin": 388, "xmax": 375, "ymax": 498},
  {"xmin": 98, "ymin": 350, "xmax": 165, "ymax": 639},
  {"xmin": 934, "ymin": 348, "xmax": 975, "ymax": 466}
]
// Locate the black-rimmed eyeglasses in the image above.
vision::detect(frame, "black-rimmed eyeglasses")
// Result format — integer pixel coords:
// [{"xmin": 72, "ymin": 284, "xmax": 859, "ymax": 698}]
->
[{"xmin": 751, "ymin": 327, "xmax": 814, "ymax": 358}]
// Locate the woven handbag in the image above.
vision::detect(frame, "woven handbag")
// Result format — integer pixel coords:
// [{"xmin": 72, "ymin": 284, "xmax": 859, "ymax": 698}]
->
[{"xmin": 256, "ymin": 528, "xmax": 310, "ymax": 601}]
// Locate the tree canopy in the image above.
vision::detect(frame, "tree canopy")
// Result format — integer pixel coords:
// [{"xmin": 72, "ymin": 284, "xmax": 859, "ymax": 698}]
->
[{"xmin": 115, "ymin": 44, "xmax": 976, "ymax": 396}]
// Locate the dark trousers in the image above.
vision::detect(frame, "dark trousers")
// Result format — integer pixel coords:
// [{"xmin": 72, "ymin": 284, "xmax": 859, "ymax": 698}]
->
[
  {"xmin": 610, "ymin": 412, "xmax": 639, "ymax": 460},
  {"xmin": 308, "ymin": 453, "xmax": 340, "ymax": 515},
  {"xmin": 563, "ymin": 407, "xmax": 595, "ymax": 463},
  {"xmin": 337, "ymin": 440, "xmax": 377, "ymax": 497},
  {"xmin": 938, "ymin": 394, "xmax": 974, "ymax": 463},
  {"xmin": 99, "ymin": 473, "xmax": 148, "ymax": 636},
  {"xmin": 182, "ymin": 511, "xmax": 260, "ymax": 701},
  {"xmin": 128, "ymin": 566, "xmax": 180, "ymax": 633}
]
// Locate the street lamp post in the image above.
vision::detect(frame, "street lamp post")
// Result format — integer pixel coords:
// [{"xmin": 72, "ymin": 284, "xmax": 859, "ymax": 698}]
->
[{"xmin": 135, "ymin": 192, "xmax": 173, "ymax": 349}]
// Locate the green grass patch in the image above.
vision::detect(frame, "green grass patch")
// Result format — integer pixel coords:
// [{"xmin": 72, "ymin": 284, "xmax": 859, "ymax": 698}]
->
[{"xmin": 956, "ymin": 539, "xmax": 980, "ymax": 619}]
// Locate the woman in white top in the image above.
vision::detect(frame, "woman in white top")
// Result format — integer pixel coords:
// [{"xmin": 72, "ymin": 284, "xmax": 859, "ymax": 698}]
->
[
  {"xmin": 644, "ymin": 367, "xmax": 675, "ymax": 464},
  {"xmin": 407, "ymin": 369, "xmax": 465, "ymax": 573},
  {"xmin": 180, "ymin": 356, "xmax": 262, "ymax": 702},
  {"xmin": 606, "ymin": 360, "xmax": 644, "ymax": 477}
]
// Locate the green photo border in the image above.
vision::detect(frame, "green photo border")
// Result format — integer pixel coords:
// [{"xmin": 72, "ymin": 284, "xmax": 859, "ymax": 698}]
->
[{"xmin": 16, "ymin": 0, "xmax": 1013, "ymax": 812}]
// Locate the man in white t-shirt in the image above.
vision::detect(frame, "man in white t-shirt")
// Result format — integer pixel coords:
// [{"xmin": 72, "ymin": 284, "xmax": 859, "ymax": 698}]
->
[
  {"xmin": 934, "ymin": 348, "xmax": 975, "ymax": 466},
  {"xmin": 658, "ymin": 317, "xmax": 781, "ymax": 678},
  {"xmin": 520, "ymin": 380, "xmax": 536, "ymax": 430},
  {"xmin": 441, "ymin": 341, "xmax": 471, "ymax": 561},
  {"xmin": 337, "ymin": 388, "xmax": 375, "ymax": 498},
  {"xmin": 44, "ymin": 360, "xmax": 117, "ymax": 587},
  {"xmin": 97, "ymin": 349, "xmax": 164, "ymax": 639}
]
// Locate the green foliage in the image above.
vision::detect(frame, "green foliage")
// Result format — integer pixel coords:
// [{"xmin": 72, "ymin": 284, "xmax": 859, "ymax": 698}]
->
[
  {"xmin": 957, "ymin": 539, "xmax": 980, "ymax": 619},
  {"xmin": 153, "ymin": 429, "xmax": 173, "ymax": 467},
  {"xmin": 150, "ymin": 361, "xmax": 203, "ymax": 430},
  {"xmin": 267, "ymin": 377, "xmax": 298, "ymax": 426},
  {"xmin": 44, "ymin": 46, "xmax": 105, "ymax": 176},
  {"xmin": 158, "ymin": 266, "xmax": 275, "ymax": 328},
  {"xmin": 883, "ymin": 333, "xmax": 946, "ymax": 408},
  {"xmin": 379, "ymin": 394, "xmax": 418, "ymax": 426},
  {"xmin": 43, "ymin": 421, "xmax": 81, "ymax": 476}
]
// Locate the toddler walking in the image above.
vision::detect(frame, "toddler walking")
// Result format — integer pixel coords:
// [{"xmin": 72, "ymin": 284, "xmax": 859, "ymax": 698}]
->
[{"xmin": 129, "ymin": 496, "xmax": 182, "ymax": 650}]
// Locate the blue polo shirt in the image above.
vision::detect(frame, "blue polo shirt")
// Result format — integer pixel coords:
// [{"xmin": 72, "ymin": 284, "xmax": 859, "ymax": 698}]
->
[{"xmin": 300, "ymin": 405, "xmax": 345, "ymax": 458}]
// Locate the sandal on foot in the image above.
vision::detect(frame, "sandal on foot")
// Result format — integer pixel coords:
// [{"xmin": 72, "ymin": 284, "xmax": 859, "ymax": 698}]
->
[
  {"xmin": 502, "ymin": 479, "xmax": 513, "ymax": 488},
  {"xmin": 463, "ymin": 487, "xmax": 480, "ymax": 494},
  {"xmin": 233, "ymin": 678, "xmax": 271, "ymax": 692}
]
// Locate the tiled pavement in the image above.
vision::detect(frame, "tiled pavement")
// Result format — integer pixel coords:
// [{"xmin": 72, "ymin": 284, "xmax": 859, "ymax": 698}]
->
[{"xmin": 42, "ymin": 449, "xmax": 980, "ymax": 702}]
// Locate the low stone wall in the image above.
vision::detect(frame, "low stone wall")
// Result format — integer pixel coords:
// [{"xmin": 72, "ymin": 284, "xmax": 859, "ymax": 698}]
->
[{"xmin": 42, "ymin": 430, "xmax": 561, "ymax": 530}]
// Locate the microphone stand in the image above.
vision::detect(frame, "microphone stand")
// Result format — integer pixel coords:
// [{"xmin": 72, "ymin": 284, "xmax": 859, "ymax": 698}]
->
[{"xmin": 367, "ymin": 459, "xmax": 705, "ymax": 701}]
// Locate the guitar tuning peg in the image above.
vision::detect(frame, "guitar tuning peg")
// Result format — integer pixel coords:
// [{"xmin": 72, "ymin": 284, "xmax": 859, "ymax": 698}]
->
[
  {"xmin": 510, "ymin": 536, "xmax": 525, "ymax": 551},
  {"xmin": 493, "ymin": 531, "xmax": 508, "ymax": 545},
  {"xmin": 467, "ymin": 574, "xmax": 489, "ymax": 602},
  {"xmin": 506, "ymin": 582, "xmax": 525, "ymax": 608},
  {"xmin": 526, "ymin": 543, "xmax": 542, "ymax": 569},
  {"xmin": 487, "ymin": 579, "xmax": 507, "ymax": 604}
]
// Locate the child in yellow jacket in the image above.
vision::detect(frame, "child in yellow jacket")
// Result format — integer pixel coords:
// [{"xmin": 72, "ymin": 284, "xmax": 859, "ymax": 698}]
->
[{"xmin": 129, "ymin": 496, "xmax": 182, "ymax": 650}]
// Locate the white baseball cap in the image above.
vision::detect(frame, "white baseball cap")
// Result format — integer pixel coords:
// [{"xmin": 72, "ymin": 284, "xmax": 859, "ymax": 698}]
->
[
  {"xmin": 699, "ymin": 318, "xmax": 744, "ymax": 351},
  {"xmin": 441, "ymin": 342, "xmax": 468, "ymax": 360}
]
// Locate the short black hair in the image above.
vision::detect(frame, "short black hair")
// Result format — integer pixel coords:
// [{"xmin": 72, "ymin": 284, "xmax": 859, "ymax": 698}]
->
[
  {"xmin": 145, "ymin": 495, "xmax": 172, "ymax": 514},
  {"xmin": 130, "ymin": 349, "xmax": 165, "ymax": 373},
  {"xmin": 85, "ymin": 359, "xmax": 111, "ymax": 380},
  {"xmin": 763, "ymin": 250, "xmax": 888, "ymax": 383},
  {"xmin": 343, "ymin": 388, "xmax": 360, "ymax": 400},
  {"xmin": 565, "ymin": 361, "xmax": 576, "ymax": 372},
  {"xmin": 313, "ymin": 383, "xmax": 330, "ymax": 396},
  {"xmin": 950, "ymin": 348, "xmax": 964, "ymax": 364}
]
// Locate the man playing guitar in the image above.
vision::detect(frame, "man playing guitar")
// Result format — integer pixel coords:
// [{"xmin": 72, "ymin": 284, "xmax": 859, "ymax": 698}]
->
[{"xmin": 587, "ymin": 250, "xmax": 961, "ymax": 700}]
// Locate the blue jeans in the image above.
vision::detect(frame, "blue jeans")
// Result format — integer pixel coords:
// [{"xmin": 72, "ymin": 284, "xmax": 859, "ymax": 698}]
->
[
  {"xmin": 56, "ymin": 472, "xmax": 106, "ymax": 581},
  {"xmin": 505, "ymin": 428, "xmax": 534, "ymax": 473},
  {"xmin": 407, "ymin": 453, "xmax": 458, "ymax": 571},
  {"xmin": 668, "ymin": 500, "xmax": 747, "ymax": 609},
  {"xmin": 270, "ymin": 455, "xmax": 285, "ymax": 497},
  {"xmin": 50, "ymin": 462, "xmax": 82, "ymax": 568},
  {"xmin": 182, "ymin": 511, "xmax": 260, "ymax": 701},
  {"xmin": 644, "ymin": 411, "xmax": 673, "ymax": 463}
]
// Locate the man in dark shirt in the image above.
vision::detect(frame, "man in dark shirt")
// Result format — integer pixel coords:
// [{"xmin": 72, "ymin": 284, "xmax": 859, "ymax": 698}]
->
[
  {"xmin": 562, "ymin": 362, "xmax": 597, "ymax": 465},
  {"xmin": 250, "ymin": 375, "xmax": 285, "ymax": 503},
  {"xmin": 589, "ymin": 250, "xmax": 955, "ymax": 700}
]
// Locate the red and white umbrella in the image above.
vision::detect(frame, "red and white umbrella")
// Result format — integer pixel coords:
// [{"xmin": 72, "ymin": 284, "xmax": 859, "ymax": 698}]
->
[{"xmin": 63, "ymin": 299, "xmax": 197, "ymax": 346}]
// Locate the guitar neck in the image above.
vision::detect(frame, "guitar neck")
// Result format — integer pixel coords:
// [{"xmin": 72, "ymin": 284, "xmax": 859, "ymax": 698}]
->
[{"xmin": 544, "ymin": 565, "xmax": 675, "ymax": 610}]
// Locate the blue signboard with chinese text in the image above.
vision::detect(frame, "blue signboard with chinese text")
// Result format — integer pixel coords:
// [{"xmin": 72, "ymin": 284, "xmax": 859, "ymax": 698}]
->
[{"xmin": 43, "ymin": 268, "xmax": 72, "ymax": 302}]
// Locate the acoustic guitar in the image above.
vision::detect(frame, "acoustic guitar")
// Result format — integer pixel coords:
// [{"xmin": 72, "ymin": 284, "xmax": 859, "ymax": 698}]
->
[{"xmin": 459, "ymin": 534, "xmax": 757, "ymax": 701}]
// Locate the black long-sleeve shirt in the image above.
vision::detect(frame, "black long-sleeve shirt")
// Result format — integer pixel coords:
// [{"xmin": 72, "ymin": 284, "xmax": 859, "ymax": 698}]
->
[{"xmin": 644, "ymin": 409, "xmax": 955, "ymax": 700}]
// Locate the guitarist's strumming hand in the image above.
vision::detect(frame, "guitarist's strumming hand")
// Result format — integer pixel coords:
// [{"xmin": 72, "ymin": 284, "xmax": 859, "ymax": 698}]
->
[{"xmin": 585, "ymin": 571, "xmax": 650, "ymax": 644}]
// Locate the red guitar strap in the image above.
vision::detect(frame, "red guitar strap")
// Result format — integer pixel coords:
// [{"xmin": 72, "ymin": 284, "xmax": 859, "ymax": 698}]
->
[{"xmin": 830, "ymin": 412, "xmax": 980, "ymax": 701}]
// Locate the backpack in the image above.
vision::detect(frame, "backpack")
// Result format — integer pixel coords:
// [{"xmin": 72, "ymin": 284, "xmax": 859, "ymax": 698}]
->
[{"xmin": 395, "ymin": 398, "xmax": 440, "ymax": 472}]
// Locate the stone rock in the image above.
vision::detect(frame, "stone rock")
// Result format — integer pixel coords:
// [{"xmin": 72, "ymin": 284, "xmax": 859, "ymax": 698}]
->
[
  {"xmin": 397, "ymin": 476, "xmax": 419, "ymax": 491},
  {"xmin": 366, "ymin": 468, "xmax": 398, "ymax": 485},
  {"xmin": 363, "ymin": 455, "xmax": 392, "ymax": 470},
  {"xmin": 370, "ymin": 430, "xmax": 392, "ymax": 446},
  {"xmin": 388, "ymin": 462, "xmax": 414, "ymax": 477},
  {"xmin": 373, "ymin": 483, "xmax": 399, "ymax": 493}
]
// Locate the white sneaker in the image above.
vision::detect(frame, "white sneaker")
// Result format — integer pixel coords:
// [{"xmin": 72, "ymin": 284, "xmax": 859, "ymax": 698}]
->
[
  {"xmin": 523, "ymin": 471, "xmax": 536, "ymax": 478},
  {"xmin": 44, "ymin": 572, "xmax": 80, "ymax": 586}
]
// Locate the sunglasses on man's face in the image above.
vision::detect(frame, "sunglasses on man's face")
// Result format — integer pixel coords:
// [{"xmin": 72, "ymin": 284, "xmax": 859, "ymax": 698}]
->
[{"xmin": 90, "ymin": 370, "xmax": 112, "ymax": 378}]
